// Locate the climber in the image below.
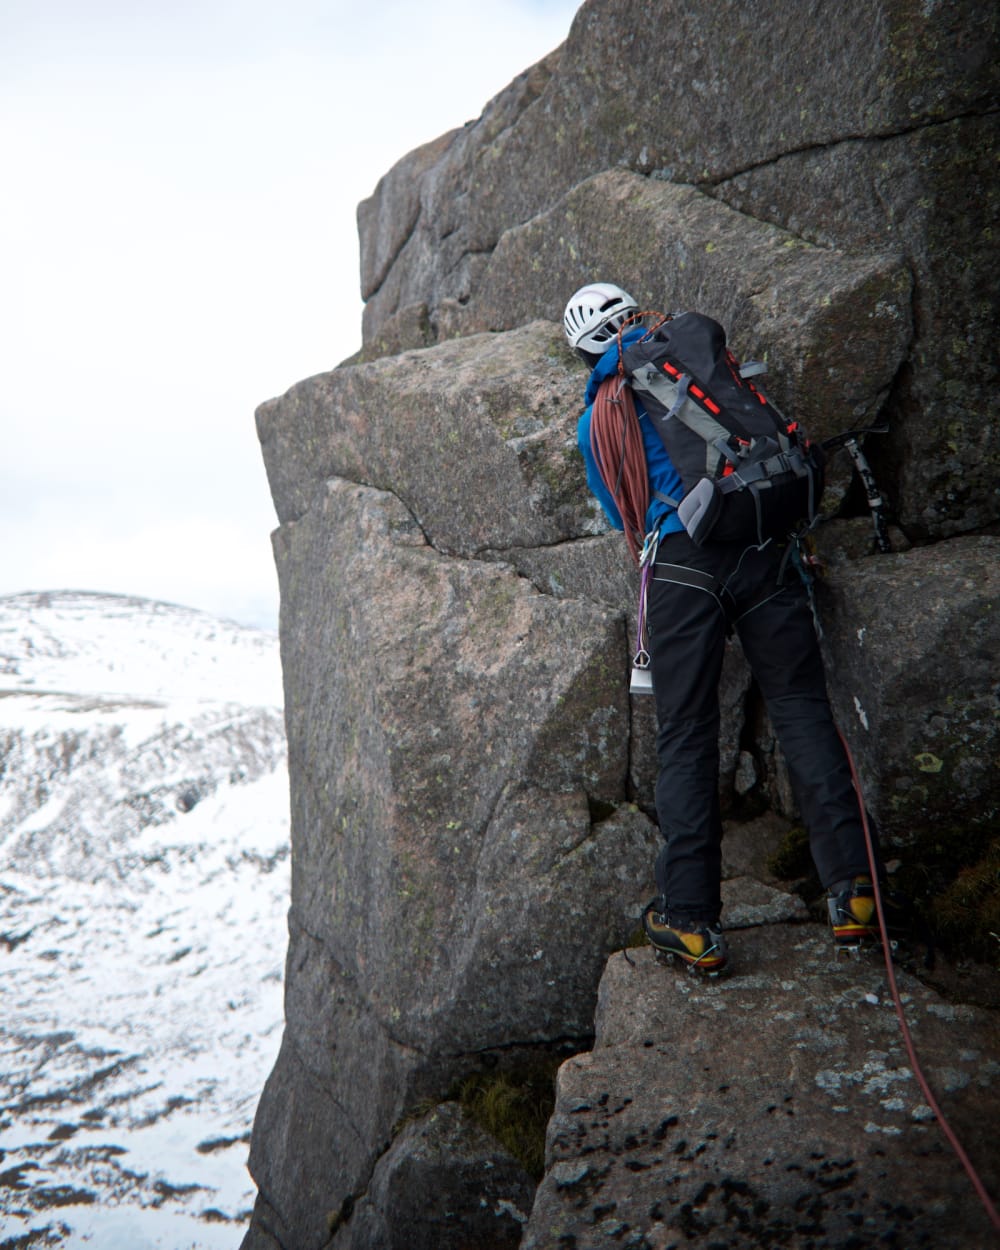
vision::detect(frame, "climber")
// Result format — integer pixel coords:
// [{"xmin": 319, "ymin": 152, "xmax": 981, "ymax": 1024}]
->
[{"xmin": 565, "ymin": 281, "xmax": 886, "ymax": 976}]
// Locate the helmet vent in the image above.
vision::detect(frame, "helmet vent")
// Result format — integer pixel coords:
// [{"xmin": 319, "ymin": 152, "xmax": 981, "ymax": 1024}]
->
[{"xmin": 562, "ymin": 282, "xmax": 639, "ymax": 355}]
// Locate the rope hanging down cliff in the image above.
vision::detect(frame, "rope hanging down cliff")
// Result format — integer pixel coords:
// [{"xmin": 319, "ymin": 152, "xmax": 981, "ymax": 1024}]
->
[{"xmin": 840, "ymin": 731, "xmax": 1000, "ymax": 1236}]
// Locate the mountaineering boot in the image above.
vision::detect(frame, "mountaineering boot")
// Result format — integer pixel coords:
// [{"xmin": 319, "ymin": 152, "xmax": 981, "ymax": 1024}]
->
[
  {"xmin": 830, "ymin": 875, "xmax": 905, "ymax": 950},
  {"xmin": 828, "ymin": 875, "xmax": 878, "ymax": 947},
  {"xmin": 643, "ymin": 899, "xmax": 728, "ymax": 975}
]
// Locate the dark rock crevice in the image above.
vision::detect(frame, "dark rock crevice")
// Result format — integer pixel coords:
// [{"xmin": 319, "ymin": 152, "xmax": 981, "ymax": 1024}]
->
[
  {"xmin": 418, "ymin": 119, "xmax": 952, "ymax": 319},
  {"xmin": 456, "ymin": 1035, "xmax": 594, "ymax": 1066},
  {"xmin": 242, "ymin": 1188, "xmax": 291, "ymax": 1250},
  {"xmin": 816, "ymin": 272, "xmax": 919, "ymax": 537},
  {"xmin": 698, "ymin": 104, "xmax": 1000, "ymax": 193}
]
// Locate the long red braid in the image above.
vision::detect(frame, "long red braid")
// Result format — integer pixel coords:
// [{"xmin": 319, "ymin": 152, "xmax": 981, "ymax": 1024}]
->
[{"xmin": 589, "ymin": 375, "xmax": 649, "ymax": 565}]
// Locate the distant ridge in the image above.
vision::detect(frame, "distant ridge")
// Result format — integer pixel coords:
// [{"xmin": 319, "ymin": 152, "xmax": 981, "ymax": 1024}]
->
[{"xmin": 0, "ymin": 588, "xmax": 281, "ymax": 705}]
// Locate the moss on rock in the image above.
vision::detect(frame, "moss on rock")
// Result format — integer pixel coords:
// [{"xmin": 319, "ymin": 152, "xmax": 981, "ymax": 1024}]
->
[{"xmin": 456, "ymin": 1057, "xmax": 563, "ymax": 1180}]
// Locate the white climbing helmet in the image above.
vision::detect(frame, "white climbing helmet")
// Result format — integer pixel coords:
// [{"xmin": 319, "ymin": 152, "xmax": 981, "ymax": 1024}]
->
[{"xmin": 563, "ymin": 282, "xmax": 639, "ymax": 355}]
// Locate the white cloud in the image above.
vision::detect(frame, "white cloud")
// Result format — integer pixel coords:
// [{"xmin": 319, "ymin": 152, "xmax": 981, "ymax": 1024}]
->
[
  {"xmin": 0, "ymin": 0, "xmax": 581, "ymax": 627},
  {"xmin": 7, "ymin": 509, "xmax": 282, "ymax": 629}
]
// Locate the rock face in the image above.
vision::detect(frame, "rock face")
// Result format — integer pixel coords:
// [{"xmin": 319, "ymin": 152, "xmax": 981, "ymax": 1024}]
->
[
  {"xmin": 245, "ymin": 1, "xmax": 999, "ymax": 1246},
  {"xmin": 333, "ymin": 1102, "xmax": 534, "ymax": 1250},
  {"xmin": 248, "ymin": 375, "xmax": 663, "ymax": 1250},
  {"xmin": 817, "ymin": 536, "xmax": 1000, "ymax": 844},
  {"xmin": 523, "ymin": 935, "xmax": 1000, "ymax": 1250},
  {"xmin": 358, "ymin": 0, "xmax": 1000, "ymax": 541}
]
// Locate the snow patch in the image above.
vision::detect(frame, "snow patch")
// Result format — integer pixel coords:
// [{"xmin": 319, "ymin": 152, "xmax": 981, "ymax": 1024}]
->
[{"xmin": 0, "ymin": 590, "xmax": 289, "ymax": 1247}]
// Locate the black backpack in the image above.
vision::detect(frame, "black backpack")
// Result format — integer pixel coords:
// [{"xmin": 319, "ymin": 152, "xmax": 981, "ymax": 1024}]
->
[{"xmin": 620, "ymin": 312, "xmax": 824, "ymax": 545}]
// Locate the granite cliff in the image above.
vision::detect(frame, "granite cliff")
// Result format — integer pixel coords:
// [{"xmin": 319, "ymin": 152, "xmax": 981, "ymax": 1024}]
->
[{"xmin": 244, "ymin": 1, "xmax": 1000, "ymax": 1246}]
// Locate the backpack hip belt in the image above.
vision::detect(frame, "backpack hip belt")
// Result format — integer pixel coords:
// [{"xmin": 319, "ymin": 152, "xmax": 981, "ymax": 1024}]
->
[{"xmin": 718, "ymin": 444, "xmax": 813, "ymax": 493}]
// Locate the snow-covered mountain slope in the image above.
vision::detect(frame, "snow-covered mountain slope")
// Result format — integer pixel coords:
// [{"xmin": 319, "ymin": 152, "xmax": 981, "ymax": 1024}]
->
[
  {"xmin": 0, "ymin": 591, "xmax": 285, "ymax": 879},
  {"xmin": 0, "ymin": 591, "xmax": 290, "ymax": 1249}
]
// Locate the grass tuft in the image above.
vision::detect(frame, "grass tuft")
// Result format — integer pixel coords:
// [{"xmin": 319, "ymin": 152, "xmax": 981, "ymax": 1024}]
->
[
  {"xmin": 933, "ymin": 837, "xmax": 1000, "ymax": 966},
  {"xmin": 457, "ymin": 1059, "xmax": 561, "ymax": 1180}
]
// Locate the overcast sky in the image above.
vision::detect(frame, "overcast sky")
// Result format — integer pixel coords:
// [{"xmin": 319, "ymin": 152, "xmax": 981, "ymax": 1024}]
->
[{"xmin": 1, "ymin": 0, "xmax": 580, "ymax": 630}]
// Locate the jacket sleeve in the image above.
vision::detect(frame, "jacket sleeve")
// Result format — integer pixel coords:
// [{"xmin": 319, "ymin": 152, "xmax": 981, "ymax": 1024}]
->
[{"xmin": 577, "ymin": 407, "xmax": 624, "ymax": 531}]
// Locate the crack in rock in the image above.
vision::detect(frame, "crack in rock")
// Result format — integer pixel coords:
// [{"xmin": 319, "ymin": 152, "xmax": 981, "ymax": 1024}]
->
[{"xmin": 698, "ymin": 106, "xmax": 1000, "ymax": 189}]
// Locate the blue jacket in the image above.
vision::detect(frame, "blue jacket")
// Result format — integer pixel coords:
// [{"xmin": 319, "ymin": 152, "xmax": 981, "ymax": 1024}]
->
[{"xmin": 577, "ymin": 330, "xmax": 685, "ymax": 539}]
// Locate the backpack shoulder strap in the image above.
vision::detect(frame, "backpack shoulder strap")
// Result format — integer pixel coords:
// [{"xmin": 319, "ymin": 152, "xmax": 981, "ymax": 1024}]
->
[{"xmin": 629, "ymin": 364, "xmax": 735, "ymax": 453}]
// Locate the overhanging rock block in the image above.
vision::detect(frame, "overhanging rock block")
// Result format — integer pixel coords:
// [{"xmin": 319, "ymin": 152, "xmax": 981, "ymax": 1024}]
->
[
  {"xmin": 256, "ymin": 323, "xmax": 596, "ymax": 554},
  {"xmin": 276, "ymin": 477, "xmax": 651, "ymax": 1047},
  {"xmin": 471, "ymin": 170, "xmax": 913, "ymax": 440}
]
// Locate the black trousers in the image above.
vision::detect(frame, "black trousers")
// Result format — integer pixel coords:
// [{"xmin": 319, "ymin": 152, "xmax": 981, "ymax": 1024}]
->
[{"xmin": 647, "ymin": 530, "xmax": 869, "ymax": 925}]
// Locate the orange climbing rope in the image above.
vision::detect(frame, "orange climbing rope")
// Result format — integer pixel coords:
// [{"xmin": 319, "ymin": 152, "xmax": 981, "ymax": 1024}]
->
[{"xmin": 589, "ymin": 375, "xmax": 649, "ymax": 565}]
